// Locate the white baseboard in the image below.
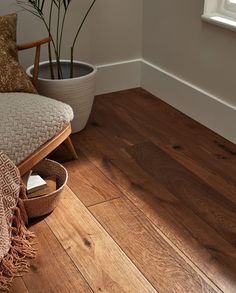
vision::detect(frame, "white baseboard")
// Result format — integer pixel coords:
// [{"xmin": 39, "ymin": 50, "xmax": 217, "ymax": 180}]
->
[
  {"xmin": 95, "ymin": 59, "xmax": 141, "ymax": 95},
  {"xmin": 141, "ymin": 60, "xmax": 236, "ymax": 144},
  {"xmin": 95, "ymin": 58, "xmax": 236, "ymax": 143}
]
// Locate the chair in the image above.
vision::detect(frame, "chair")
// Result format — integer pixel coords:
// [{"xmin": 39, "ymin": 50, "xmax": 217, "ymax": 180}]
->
[{"xmin": 0, "ymin": 37, "xmax": 78, "ymax": 175}]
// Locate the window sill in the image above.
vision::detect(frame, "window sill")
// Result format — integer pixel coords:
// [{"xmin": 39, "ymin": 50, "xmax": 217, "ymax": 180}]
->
[{"xmin": 202, "ymin": 13, "xmax": 236, "ymax": 31}]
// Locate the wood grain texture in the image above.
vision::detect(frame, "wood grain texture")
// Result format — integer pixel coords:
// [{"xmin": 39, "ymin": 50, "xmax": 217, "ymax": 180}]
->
[
  {"xmin": 63, "ymin": 149, "xmax": 122, "ymax": 207},
  {"xmin": 23, "ymin": 220, "xmax": 92, "ymax": 293},
  {"xmin": 17, "ymin": 37, "xmax": 51, "ymax": 51},
  {"xmin": 98, "ymin": 89, "xmax": 236, "ymax": 205},
  {"xmin": 8, "ymin": 278, "xmax": 29, "ymax": 293},
  {"xmin": 127, "ymin": 141, "xmax": 236, "ymax": 246},
  {"xmin": 92, "ymin": 93, "xmax": 231, "ymax": 197},
  {"xmin": 86, "ymin": 100, "xmax": 146, "ymax": 148},
  {"xmin": 73, "ymin": 127, "xmax": 236, "ymax": 292},
  {"xmin": 16, "ymin": 88, "xmax": 236, "ymax": 293},
  {"xmin": 64, "ymin": 137, "xmax": 79, "ymax": 160},
  {"xmin": 45, "ymin": 186, "xmax": 157, "ymax": 293},
  {"xmin": 89, "ymin": 197, "xmax": 219, "ymax": 293},
  {"xmin": 70, "ymin": 88, "xmax": 236, "ymax": 292}
]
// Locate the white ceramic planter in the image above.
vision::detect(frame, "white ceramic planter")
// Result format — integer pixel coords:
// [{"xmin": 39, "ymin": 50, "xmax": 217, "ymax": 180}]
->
[{"xmin": 26, "ymin": 60, "xmax": 97, "ymax": 133}]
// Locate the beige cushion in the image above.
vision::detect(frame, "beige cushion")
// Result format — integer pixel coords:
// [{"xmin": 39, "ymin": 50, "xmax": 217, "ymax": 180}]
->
[
  {"xmin": 0, "ymin": 13, "xmax": 36, "ymax": 93},
  {"xmin": 0, "ymin": 92, "xmax": 74, "ymax": 165}
]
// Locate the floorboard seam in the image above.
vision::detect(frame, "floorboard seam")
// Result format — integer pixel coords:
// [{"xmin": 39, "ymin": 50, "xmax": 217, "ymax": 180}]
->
[
  {"xmin": 47, "ymin": 186, "xmax": 158, "ymax": 293},
  {"xmin": 122, "ymin": 194, "xmax": 223, "ymax": 293},
  {"xmin": 67, "ymin": 183, "xmax": 122, "ymax": 208},
  {"xmin": 43, "ymin": 219, "xmax": 95, "ymax": 293},
  {"xmin": 20, "ymin": 277, "xmax": 30, "ymax": 293},
  {"xmin": 74, "ymin": 145, "xmax": 222, "ymax": 291}
]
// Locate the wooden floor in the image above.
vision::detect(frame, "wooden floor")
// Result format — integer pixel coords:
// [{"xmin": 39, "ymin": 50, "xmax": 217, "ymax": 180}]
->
[{"xmin": 10, "ymin": 88, "xmax": 236, "ymax": 293}]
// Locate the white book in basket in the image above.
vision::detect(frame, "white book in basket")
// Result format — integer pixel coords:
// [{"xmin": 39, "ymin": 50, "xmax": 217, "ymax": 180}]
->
[{"xmin": 27, "ymin": 175, "xmax": 47, "ymax": 194}]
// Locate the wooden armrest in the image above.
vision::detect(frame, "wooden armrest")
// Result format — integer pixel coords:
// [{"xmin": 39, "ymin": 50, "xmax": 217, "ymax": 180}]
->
[
  {"xmin": 17, "ymin": 37, "xmax": 51, "ymax": 51},
  {"xmin": 17, "ymin": 37, "xmax": 51, "ymax": 88}
]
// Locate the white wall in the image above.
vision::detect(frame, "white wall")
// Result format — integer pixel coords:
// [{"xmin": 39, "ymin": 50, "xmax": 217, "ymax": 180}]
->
[
  {"xmin": 141, "ymin": 0, "xmax": 236, "ymax": 143},
  {"xmin": 0, "ymin": 0, "xmax": 142, "ymax": 68},
  {"xmin": 91, "ymin": 0, "xmax": 143, "ymax": 64},
  {"xmin": 143, "ymin": 0, "xmax": 236, "ymax": 107}
]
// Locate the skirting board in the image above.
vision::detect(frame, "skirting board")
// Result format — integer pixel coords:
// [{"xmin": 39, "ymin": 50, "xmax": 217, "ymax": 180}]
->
[
  {"xmin": 95, "ymin": 58, "xmax": 236, "ymax": 143},
  {"xmin": 141, "ymin": 60, "xmax": 236, "ymax": 144},
  {"xmin": 95, "ymin": 59, "xmax": 141, "ymax": 95}
]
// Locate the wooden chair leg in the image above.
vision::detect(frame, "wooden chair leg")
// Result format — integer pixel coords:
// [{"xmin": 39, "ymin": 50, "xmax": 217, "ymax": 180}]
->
[{"xmin": 64, "ymin": 137, "xmax": 78, "ymax": 160}]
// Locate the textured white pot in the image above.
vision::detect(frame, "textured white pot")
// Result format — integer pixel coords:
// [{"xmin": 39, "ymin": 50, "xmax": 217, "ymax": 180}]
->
[{"xmin": 26, "ymin": 60, "xmax": 97, "ymax": 133}]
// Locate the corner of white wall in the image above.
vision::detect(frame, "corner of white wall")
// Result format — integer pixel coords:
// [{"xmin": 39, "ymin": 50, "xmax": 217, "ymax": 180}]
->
[
  {"xmin": 141, "ymin": 59, "xmax": 236, "ymax": 144},
  {"xmin": 95, "ymin": 59, "xmax": 142, "ymax": 95},
  {"xmin": 94, "ymin": 57, "xmax": 236, "ymax": 143}
]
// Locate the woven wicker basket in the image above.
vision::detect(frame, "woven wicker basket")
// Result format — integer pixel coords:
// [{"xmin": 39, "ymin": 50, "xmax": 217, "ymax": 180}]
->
[{"xmin": 23, "ymin": 159, "xmax": 68, "ymax": 218}]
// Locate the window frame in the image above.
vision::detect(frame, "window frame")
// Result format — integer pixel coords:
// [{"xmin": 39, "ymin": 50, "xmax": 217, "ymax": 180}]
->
[
  {"xmin": 202, "ymin": 0, "xmax": 236, "ymax": 31},
  {"xmin": 225, "ymin": 0, "xmax": 236, "ymax": 13}
]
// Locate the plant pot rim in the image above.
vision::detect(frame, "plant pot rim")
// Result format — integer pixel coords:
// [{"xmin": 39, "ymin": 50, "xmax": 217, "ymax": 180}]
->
[{"xmin": 26, "ymin": 60, "xmax": 97, "ymax": 82}]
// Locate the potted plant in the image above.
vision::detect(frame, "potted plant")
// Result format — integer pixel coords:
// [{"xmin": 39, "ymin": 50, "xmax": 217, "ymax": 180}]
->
[{"xmin": 18, "ymin": 0, "xmax": 97, "ymax": 133}]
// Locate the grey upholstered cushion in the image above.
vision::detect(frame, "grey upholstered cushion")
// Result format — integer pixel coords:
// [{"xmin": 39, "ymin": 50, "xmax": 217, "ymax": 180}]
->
[{"xmin": 0, "ymin": 92, "xmax": 74, "ymax": 165}]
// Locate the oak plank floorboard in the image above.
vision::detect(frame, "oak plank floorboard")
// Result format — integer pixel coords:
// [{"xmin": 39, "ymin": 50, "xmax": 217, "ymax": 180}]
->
[
  {"xmin": 87, "ymin": 99, "xmax": 146, "ymax": 148},
  {"xmin": 63, "ymin": 149, "xmax": 122, "ymax": 206},
  {"xmin": 45, "ymin": 186, "xmax": 157, "ymax": 293},
  {"xmin": 23, "ymin": 220, "xmax": 92, "ymax": 293},
  {"xmin": 127, "ymin": 141, "xmax": 236, "ymax": 246},
  {"xmin": 8, "ymin": 278, "xmax": 29, "ymax": 293},
  {"xmin": 96, "ymin": 95, "xmax": 236, "ymax": 206},
  {"xmin": 73, "ymin": 124, "xmax": 236, "ymax": 293},
  {"xmin": 131, "ymin": 88, "xmax": 236, "ymax": 174},
  {"xmin": 89, "ymin": 197, "xmax": 219, "ymax": 293},
  {"xmin": 100, "ymin": 88, "xmax": 236, "ymax": 164},
  {"xmin": 95, "ymin": 90, "xmax": 236, "ymax": 206}
]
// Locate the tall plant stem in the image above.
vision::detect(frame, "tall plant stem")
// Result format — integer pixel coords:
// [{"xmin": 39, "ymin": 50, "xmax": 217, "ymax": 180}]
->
[
  {"xmin": 70, "ymin": 47, "xmax": 74, "ymax": 78},
  {"xmin": 48, "ymin": 42, "xmax": 54, "ymax": 79},
  {"xmin": 41, "ymin": 16, "xmax": 63, "ymax": 79},
  {"xmin": 49, "ymin": 0, "xmax": 53, "ymax": 30},
  {"xmin": 56, "ymin": 2, "xmax": 61, "ymax": 78},
  {"xmin": 70, "ymin": 0, "xmax": 97, "ymax": 78},
  {"xmin": 48, "ymin": 0, "xmax": 54, "ymax": 79},
  {"xmin": 59, "ymin": 3, "xmax": 71, "ymax": 57}
]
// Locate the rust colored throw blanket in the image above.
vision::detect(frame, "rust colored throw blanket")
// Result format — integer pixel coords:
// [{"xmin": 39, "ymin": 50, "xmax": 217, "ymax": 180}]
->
[{"xmin": 0, "ymin": 152, "xmax": 36, "ymax": 290}]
